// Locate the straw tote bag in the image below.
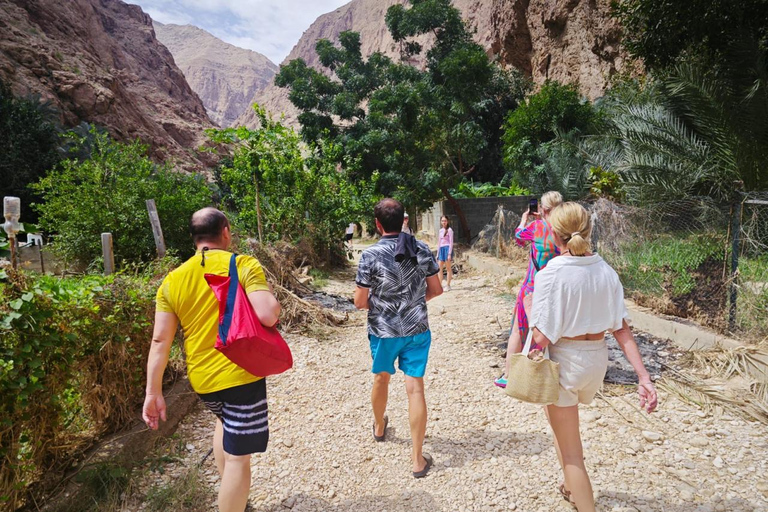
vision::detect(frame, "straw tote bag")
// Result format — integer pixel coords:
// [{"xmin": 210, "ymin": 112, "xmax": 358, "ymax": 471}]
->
[
  {"xmin": 205, "ymin": 254, "xmax": 293, "ymax": 377},
  {"xmin": 504, "ymin": 330, "xmax": 560, "ymax": 404}
]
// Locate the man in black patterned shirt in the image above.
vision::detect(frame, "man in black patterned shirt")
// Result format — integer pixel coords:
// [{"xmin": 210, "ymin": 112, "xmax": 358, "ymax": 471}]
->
[{"xmin": 354, "ymin": 198, "xmax": 442, "ymax": 477}]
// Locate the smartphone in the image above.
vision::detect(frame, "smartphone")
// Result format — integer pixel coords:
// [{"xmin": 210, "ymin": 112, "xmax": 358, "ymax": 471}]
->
[{"xmin": 529, "ymin": 198, "xmax": 538, "ymax": 214}]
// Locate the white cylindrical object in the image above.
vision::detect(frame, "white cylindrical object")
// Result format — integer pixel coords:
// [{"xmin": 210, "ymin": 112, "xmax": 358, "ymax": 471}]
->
[{"xmin": 4, "ymin": 196, "xmax": 20, "ymax": 220}]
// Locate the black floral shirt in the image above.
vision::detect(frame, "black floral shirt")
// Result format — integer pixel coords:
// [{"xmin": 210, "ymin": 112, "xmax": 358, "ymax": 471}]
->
[{"xmin": 355, "ymin": 235, "xmax": 439, "ymax": 338}]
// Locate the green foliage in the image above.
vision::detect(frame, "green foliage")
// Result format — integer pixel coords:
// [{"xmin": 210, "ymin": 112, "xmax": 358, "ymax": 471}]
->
[
  {"xmin": 589, "ymin": 166, "xmax": 625, "ymax": 201},
  {"xmin": 208, "ymin": 107, "xmax": 378, "ymax": 263},
  {"xmin": 0, "ymin": 263, "xmax": 178, "ymax": 508},
  {"xmin": 450, "ymin": 180, "xmax": 530, "ymax": 199},
  {"xmin": 608, "ymin": 234, "xmax": 724, "ymax": 297},
  {"xmin": 581, "ymin": 45, "xmax": 768, "ymax": 203},
  {"xmin": 611, "ymin": 0, "xmax": 768, "ymax": 70},
  {"xmin": 32, "ymin": 129, "xmax": 212, "ymax": 267},
  {"xmin": 276, "ymin": 0, "xmax": 529, "ymax": 215},
  {"xmin": 145, "ymin": 467, "xmax": 210, "ymax": 512},
  {"xmin": 0, "ymin": 79, "xmax": 61, "ymax": 224},
  {"xmin": 502, "ymin": 81, "xmax": 598, "ymax": 192}
]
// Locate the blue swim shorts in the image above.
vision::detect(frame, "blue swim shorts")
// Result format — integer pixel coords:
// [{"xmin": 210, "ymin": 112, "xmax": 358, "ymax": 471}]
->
[
  {"xmin": 369, "ymin": 330, "xmax": 432, "ymax": 378},
  {"xmin": 437, "ymin": 246, "xmax": 451, "ymax": 262}
]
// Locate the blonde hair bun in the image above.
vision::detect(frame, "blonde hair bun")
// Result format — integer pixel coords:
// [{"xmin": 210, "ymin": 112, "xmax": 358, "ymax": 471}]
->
[{"xmin": 549, "ymin": 202, "xmax": 592, "ymax": 256}]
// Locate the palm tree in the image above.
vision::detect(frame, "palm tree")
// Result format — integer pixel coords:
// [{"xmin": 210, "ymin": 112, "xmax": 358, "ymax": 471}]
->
[{"xmin": 580, "ymin": 41, "xmax": 768, "ymax": 203}]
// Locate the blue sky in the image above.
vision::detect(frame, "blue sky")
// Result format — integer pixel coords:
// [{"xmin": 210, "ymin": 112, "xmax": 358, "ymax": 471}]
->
[{"xmin": 130, "ymin": 0, "xmax": 351, "ymax": 64}]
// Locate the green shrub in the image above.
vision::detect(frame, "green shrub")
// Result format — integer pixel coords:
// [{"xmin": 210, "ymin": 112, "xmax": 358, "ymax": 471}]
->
[
  {"xmin": 0, "ymin": 262, "xmax": 180, "ymax": 508},
  {"xmin": 0, "ymin": 79, "xmax": 61, "ymax": 224},
  {"xmin": 502, "ymin": 81, "xmax": 598, "ymax": 192},
  {"xmin": 32, "ymin": 129, "xmax": 212, "ymax": 268},
  {"xmin": 209, "ymin": 109, "xmax": 378, "ymax": 264},
  {"xmin": 450, "ymin": 180, "xmax": 530, "ymax": 198}
]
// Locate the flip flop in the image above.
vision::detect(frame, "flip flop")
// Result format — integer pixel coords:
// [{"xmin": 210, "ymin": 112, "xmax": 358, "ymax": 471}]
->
[
  {"xmin": 373, "ymin": 415, "xmax": 388, "ymax": 442},
  {"xmin": 559, "ymin": 483, "xmax": 577, "ymax": 509},
  {"xmin": 412, "ymin": 453, "xmax": 433, "ymax": 478}
]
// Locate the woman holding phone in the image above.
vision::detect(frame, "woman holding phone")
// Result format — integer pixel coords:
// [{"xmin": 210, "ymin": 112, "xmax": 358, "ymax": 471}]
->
[{"xmin": 495, "ymin": 191, "xmax": 562, "ymax": 388}]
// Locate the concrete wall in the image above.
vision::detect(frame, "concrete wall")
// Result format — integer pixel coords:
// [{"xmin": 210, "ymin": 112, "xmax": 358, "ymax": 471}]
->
[{"xmin": 418, "ymin": 196, "xmax": 535, "ymax": 243}]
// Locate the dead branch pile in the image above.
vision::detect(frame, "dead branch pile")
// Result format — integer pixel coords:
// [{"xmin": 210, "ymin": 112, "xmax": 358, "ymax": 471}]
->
[{"xmin": 247, "ymin": 240, "xmax": 347, "ymax": 330}]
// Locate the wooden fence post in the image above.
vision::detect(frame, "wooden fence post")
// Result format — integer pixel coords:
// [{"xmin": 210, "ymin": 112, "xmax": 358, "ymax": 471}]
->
[
  {"xmin": 145, "ymin": 199, "xmax": 166, "ymax": 259},
  {"xmin": 101, "ymin": 233, "xmax": 114, "ymax": 275}
]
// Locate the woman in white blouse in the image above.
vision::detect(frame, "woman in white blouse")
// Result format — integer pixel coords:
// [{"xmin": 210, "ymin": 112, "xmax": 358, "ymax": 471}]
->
[{"xmin": 529, "ymin": 202, "xmax": 658, "ymax": 512}]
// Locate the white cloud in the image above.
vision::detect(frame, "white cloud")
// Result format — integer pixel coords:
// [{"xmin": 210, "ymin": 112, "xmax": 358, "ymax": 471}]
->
[{"xmin": 130, "ymin": 0, "xmax": 351, "ymax": 64}]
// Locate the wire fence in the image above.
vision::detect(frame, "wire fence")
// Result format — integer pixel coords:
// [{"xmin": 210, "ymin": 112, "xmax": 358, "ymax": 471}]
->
[{"xmin": 473, "ymin": 193, "xmax": 768, "ymax": 344}]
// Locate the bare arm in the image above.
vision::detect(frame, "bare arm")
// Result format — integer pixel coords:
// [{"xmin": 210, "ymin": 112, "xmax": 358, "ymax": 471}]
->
[
  {"xmin": 425, "ymin": 274, "xmax": 443, "ymax": 301},
  {"xmin": 248, "ymin": 289, "xmax": 281, "ymax": 327},
  {"xmin": 143, "ymin": 311, "xmax": 178, "ymax": 430},
  {"xmin": 613, "ymin": 319, "xmax": 658, "ymax": 413},
  {"xmin": 531, "ymin": 327, "xmax": 551, "ymax": 349},
  {"xmin": 354, "ymin": 286, "xmax": 370, "ymax": 310}
]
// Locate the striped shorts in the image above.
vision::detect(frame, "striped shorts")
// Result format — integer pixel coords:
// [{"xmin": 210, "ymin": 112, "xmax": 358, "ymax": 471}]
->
[{"xmin": 197, "ymin": 379, "xmax": 269, "ymax": 456}]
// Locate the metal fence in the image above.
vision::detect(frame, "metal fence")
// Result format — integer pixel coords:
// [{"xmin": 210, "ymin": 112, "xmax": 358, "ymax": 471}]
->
[{"xmin": 473, "ymin": 193, "xmax": 768, "ymax": 343}]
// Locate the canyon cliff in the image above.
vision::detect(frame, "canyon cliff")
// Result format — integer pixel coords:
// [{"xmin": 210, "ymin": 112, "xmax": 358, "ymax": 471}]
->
[
  {"xmin": 236, "ymin": 0, "xmax": 628, "ymax": 128},
  {"xmin": 154, "ymin": 22, "xmax": 278, "ymax": 128},
  {"xmin": 0, "ymin": 0, "xmax": 213, "ymax": 168}
]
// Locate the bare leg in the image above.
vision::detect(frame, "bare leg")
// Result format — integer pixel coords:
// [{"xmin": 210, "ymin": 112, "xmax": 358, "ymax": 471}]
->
[
  {"xmin": 546, "ymin": 404, "xmax": 596, "ymax": 512},
  {"xmin": 446, "ymin": 257, "xmax": 453, "ymax": 286},
  {"xmin": 372, "ymin": 372, "xmax": 390, "ymax": 437},
  {"xmin": 213, "ymin": 419, "xmax": 253, "ymax": 512},
  {"xmin": 405, "ymin": 376, "xmax": 428, "ymax": 472},
  {"xmin": 504, "ymin": 314, "xmax": 523, "ymax": 377},
  {"xmin": 218, "ymin": 451, "xmax": 252, "ymax": 512},
  {"xmin": 438, "ymin": 260, "xmax": 445, "ymax": 283},
  {"xmin": 213, "ymin": 418, "xmax": 225, "ymax": 476}
]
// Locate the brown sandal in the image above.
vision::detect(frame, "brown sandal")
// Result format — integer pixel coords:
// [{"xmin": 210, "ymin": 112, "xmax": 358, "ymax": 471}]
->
[{"xmin": 559, "ymin": 483, "xmax": 578, "ymax": 509}]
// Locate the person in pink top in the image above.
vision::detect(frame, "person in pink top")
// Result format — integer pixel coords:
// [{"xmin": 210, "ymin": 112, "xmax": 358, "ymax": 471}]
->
[{"xmin": 437, "ymin": 216, "xmax": 454, "ymax": 291}]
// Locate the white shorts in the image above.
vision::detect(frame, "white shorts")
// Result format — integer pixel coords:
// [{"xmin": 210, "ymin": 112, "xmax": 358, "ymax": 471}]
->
[{"xmin": 548, "ymin": 338, "xmax": 608, "ymax": 407}]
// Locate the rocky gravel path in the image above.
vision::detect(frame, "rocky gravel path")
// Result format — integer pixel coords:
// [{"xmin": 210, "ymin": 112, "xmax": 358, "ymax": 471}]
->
[{"xmin": 130, "ymin": 268, "xmax": 768, "ymax": 512}]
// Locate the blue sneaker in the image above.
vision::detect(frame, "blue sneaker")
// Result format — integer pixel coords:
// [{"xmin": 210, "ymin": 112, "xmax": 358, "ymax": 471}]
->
[{"xmin": 494, "ymin": 375, "xmax": 507, "ymax": 388}]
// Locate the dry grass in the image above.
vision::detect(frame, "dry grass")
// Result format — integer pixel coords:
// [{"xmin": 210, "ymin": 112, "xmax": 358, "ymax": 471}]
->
[{"xmin": 659, "ymin": 345, "xmax": 768, "ymax": 424}]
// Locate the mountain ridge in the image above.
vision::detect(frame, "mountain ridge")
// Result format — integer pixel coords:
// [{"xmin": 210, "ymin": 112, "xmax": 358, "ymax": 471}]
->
[
  {"xmin": 0, "ymin": 0, "xmax": 214, "ymax": 169},
  {"xmin": 153, "ymin": 22, "xmax": 278, "ymax": 128},
  {"xmin": 235, "ymin": 0, "xmax": 629, "ymax": 128}
]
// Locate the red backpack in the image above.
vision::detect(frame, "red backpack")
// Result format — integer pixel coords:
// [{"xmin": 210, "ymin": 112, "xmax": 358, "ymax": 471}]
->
[{"xmin": 205, "ymin": 254, "xmax": 293, "ymax": 377}]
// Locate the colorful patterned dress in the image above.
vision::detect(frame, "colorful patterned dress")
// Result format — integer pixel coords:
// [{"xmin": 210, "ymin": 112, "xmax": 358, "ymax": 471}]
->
[{"xmin": 513, "ymin": 219, "xmax": 559, "ymax": 338}]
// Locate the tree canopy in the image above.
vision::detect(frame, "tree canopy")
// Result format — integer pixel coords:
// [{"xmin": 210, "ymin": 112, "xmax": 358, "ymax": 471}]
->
[{"xmin": 275, "ymin": 0, "xmax": 528, "ymax": 239}]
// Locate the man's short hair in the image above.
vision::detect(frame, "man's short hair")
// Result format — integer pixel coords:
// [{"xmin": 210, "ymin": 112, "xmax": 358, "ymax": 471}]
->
[
  {"xmin": 190, "ymin": 208, "xmax": 230, "ymax": 245},
  {"xmin": 374, "ymin": 198, "xmax": 404, "ymax": 233}
]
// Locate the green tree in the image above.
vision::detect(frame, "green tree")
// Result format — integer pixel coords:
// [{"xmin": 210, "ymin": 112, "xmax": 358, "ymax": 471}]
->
[
  {"xmin": 276, "ymin": 0, "xmax": 528, "ymax": 241},
  {"xmin": 33, "ymin": 130, "xmax": 211, "ymax": 266},
  {"xmin": 0, "ymin": 80, "xmax": 60, "ymax": 224},
  {"xmin": 502, "ymin": 81, "xmax": 598, "ymax": 193},
  {"xmin": 612, "ymin": 0, "xmax": 768, "ymax": 70},
  {"xmin": 208, "ymin": 107, "xmax": 377, "ymax": 262},
  {"xmin": 580, "ymin": 48, "xmax": 768, "ymax": 203}
]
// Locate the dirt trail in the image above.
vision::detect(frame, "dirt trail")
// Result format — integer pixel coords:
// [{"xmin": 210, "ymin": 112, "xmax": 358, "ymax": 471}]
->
[{"xmin": 129, "ymin": 263, "xmax": 768, "ymax": 512}]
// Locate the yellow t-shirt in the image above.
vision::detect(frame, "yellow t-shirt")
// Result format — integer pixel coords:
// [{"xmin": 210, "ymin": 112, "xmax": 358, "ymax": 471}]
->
[{"xmin": 155, "ymin": 249, "xmax": 271, "ymax": 394}]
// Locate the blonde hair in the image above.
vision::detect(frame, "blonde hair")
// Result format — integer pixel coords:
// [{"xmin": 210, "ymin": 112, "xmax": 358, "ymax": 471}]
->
[
  {"xmin": 548, "ymin": 202, "xmax": 592, "ymax": 256},
  {"xmin": 541, "ymin": 191, "xmax": 564, "ymax": 211}
]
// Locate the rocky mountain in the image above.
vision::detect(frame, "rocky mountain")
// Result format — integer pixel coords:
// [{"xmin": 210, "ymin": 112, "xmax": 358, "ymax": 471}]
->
[
  {"xmin": 236, "ymin": 0, "xmax": 628, "ymax": 128},
  {"xmin": 153, "ymin": 22, "xmax": 278, "ymax": 128},
  {"xmin": 0, "ymin": 0, "xmax": 213, "ymax": 168}
]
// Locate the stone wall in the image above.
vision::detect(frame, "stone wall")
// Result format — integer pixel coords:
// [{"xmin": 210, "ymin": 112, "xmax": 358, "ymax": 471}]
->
[{"xmin": 418, "ymin": 196, "xmax": 534, "ymax": 243}]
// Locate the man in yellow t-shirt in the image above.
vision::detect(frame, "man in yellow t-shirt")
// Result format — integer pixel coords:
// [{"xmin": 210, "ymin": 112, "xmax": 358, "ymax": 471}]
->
[{"xmin": 142, "ymin": 208, "xmax": 281, "ymax": 512}]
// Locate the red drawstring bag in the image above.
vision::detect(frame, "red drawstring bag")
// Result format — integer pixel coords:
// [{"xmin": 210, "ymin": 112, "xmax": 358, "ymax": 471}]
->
[{"xmin": 205, "ymin": 253, "xmax": 292, "ymax": 377}]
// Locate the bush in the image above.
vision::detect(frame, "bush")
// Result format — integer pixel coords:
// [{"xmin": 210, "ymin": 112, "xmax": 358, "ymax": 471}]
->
[
  {"xmin": 32, "ymin": 129, "xmax": 212, "ymax": 268},
  {"xmin": 209, "ymin": 108, "xmax": 378, "ymax": 264},
  {"xmin": 0, "ymin": 263, "xmax": 180, "ymax": 509},
  {"xmin": 0, "ymin": 80, "xmax": 61, "ymax": 224},
  {"xmin": 502, "ymin": 81, "xmax": 598, "ymax": 192}
]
